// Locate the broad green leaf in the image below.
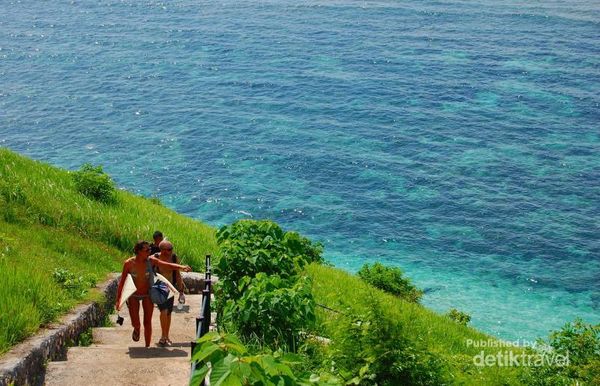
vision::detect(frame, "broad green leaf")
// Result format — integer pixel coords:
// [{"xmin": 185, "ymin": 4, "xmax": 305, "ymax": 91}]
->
[
  {"xmin": 197, "ymin": 331, "xmax": 220, "ymax": 343},
  {"xmin": 189, "ymin": 365, "xmax": 210, "ymax": 386},
  {"xmin": 217, "ymin": 374, "xmax": 243, "ymax": 386},
  {"xmin": 279, "ymin": 352, "xmax": 303, "ymax": 365},
  {"xmin": 210, "ymin": 354, "xmax": 236, "ymax": 386},
  {"xmin": 192, "ymin": 342, "xmax": 220, "ymax": 363},
  {"xmin": 259, "ymin": 355, "xmax": 294, "ymax": 377},
  {"xmin": 249, "ymin": 361, "xmax": 268, "ymax": 382},
  {"xmin": 223, "ymin": 334, "xmax": 247, "ymax": 355}
]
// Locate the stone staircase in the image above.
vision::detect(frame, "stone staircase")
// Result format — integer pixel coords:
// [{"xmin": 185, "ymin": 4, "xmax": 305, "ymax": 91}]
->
[{"xmin": 44, "ymin": 294, "xmax": 214, "ymax": 386}]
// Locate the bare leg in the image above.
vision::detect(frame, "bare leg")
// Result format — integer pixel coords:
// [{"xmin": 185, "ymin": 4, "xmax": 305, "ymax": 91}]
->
[
  {"xmin": 159, "ymin": 310, "xmax": 169, "ymax": 341},
  {"xmin": 141, "ymin": 297, "xmax": 154, "ymax": 347},
  {"xmin": 166, "ymin": 312, "xmax": 172, "ymax": 341},
  {"xmin": 127, "ymin": 298, "xmax": 141, "ymax": 339}
]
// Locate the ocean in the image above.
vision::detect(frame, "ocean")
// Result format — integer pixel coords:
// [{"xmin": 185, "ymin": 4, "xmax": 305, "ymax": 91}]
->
[{"xmin": 1, "ymin": 0, "xmax": 598, "ymax": 341}]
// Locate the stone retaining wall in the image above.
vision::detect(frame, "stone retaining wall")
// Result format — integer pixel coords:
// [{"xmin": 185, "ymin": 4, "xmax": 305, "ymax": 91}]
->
[
  {"xmin": 181, "ymin": 272, "xmax": 210, "ymax": 294},
  {"xmin": 0, "ymin": 272, "xmax": 210, "ymax": 386}
]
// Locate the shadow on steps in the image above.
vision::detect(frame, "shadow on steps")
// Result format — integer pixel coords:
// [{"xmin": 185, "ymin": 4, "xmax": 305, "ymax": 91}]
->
[{"xmin": 128, "ymin": 347, "xmax": 188, "ymax": 358}]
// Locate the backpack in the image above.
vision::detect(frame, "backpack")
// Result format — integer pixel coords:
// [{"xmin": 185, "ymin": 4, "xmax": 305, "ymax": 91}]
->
[{"xmin": 146, "ymin": 259, "xmax": 169, "ymax": 305}]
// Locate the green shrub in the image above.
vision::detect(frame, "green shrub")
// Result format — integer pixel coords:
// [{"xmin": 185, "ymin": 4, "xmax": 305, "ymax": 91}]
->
[
  {"xmin": 216, "ymin": 220, "xmax": 322, "ymax": 287},
  {"xmin": 522, "ymin": 319, "xmax": 600, "ymax": 385},
  {"xmin": 215, "ymin": 220, "xmax": 323, "ymax": 351},
  {"xmin": 357, "ymin": 262, "xmax": 422, "ymax": 303},
  {"xmin": 324, "ymin": 299, "xmax": 447, "ymax": 385},
  {"xmin": 215, "ymin": 219, "xmax": 322, "ymax": 305},
  {"xmin": 147, "ymin": 195, "xmax": 162, "ymax": 206},
  {"xmin": 306, "ymin": 263, "xmax": 528, "ymax": 384},
  {"xmin": 76, "ymin": 328, "xmax": 93, "ymax": 347},
  {"xmin": 191, "ymin": 332, "xmax": 339, "ymax": 385},
  {"xmin": 220, "ymin": 273, "xmax": 315, "ymax": 350},
  {"xmin": 72, "ymin": 163, "xmax": 116, "ymax": 203},
  {"xmin": 447, "ymin": 308, "xmax": 471, "ymax": 326}
]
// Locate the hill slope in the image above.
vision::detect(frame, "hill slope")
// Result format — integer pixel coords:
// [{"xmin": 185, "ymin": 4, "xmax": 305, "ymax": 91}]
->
[
  {"xmin": 0, "ymin": 148, "xmax": 218, "ymax": 354},
  {"xmin": 0, "ymin": 148, "xmax": 538, "ymax": 384}
]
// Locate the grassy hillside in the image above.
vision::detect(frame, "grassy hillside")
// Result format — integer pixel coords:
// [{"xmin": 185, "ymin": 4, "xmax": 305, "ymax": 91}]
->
[
  {"xmin": 0, "ymin": 148, "xmax": 218, "ymax": 267},
  {"xmin": 0, "ymin": 221, "xmax": 123, "ymax": 353},
  {"xmin": 307, "ymin": 263, "xmax": 526, "ymax": 384},
  {"xmin": 3, "ymin": 149, "xmax": 594, "ymax": 385},
  {"xmin": 0, "ymin": 147, "xmax": 218, "ymax": 354}
]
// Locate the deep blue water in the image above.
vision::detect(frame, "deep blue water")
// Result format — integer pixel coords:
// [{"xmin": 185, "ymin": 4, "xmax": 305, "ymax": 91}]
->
[{"xmin": 1, "ymin": 0, "xmax": 598, "ymax": 341}]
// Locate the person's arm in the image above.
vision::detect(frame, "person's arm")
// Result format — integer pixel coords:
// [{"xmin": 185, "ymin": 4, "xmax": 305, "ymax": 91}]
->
[
  {"xmin": 115, "ymin": 260, "xmax": 130, "ymax": 311},
  {"xmin": 150, "ymin": 255, "xmax": 192, "ymax": 272}
]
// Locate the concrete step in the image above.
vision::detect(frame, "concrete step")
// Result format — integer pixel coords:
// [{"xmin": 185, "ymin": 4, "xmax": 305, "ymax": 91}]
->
[
  {"xmin": 46, "ymin": 353, "xmax": 187, "ymax": 366},
  {"xmin": 109, "ymin": 294, "xmax": 205, "ymax": 324},
  {"xmin": 45, "ymin": 355, "xmax": 191, "ymax": 386},
  {"xmin": 92, "ymin": 327, "xmax": 196, "ymax": 348},
  {"xmin": 44, "ymin": 294, "xmax": 212, "ymax": 385},
  {"xmin": 64, "ymin": 344, "xmax": 190, "ymax": 362},
  {"xmin": 93, "ymin": 327, "xmax": 134, "ymax": 343}
]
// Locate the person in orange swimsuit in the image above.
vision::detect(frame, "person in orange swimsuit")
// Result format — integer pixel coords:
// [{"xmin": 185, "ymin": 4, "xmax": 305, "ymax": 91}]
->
[{"xmin": 115, "ymin": 240, "xmax": 192, "ymax": 347}]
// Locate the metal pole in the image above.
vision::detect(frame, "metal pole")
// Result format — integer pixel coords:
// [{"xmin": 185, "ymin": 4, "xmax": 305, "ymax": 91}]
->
[
  {"xmin": 201, "ymin": 255, "xmax": 212, "ymax": 336},
  {"xmin": 191, "ymin": 255, "xmax": 212, "ymax": 385}
]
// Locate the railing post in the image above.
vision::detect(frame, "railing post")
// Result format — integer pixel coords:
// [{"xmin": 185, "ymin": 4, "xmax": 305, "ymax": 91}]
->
[
  {"xmin": 201, "ymin": 255, "xmax": 212, "ymax": 336},
  {"xmin": 191, "ymin": 254, "xmax": 212, "ymax": 385}
]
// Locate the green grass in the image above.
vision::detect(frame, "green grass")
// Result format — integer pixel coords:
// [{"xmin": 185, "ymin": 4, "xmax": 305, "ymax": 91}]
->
[
  {"xmin": 76, "ymin": 328, "xmax": 94, "ymax": 347},
  {"xmin": 0, "ymin": 148, "xmax": 218, "ymax": 269},
  {"xmin": 306, "ymin": 263, "xmax": 528, "ymax": 385},
  {"xmin": 0, "ymin": 148, "xmax": 219, "ymax": 354},
  {"xmin": 0, "ymin": 220, "xmax": 123, "ymax": 353}
]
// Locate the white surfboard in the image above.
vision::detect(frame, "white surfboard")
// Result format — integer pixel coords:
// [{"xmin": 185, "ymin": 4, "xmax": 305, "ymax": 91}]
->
[
  {"xmin": 155, "ymin": 272, "xmax": 179, "ymax": 299},
  {"xmin": 118, "ymin": 273, "xmax": 137, "ymax": 310}
]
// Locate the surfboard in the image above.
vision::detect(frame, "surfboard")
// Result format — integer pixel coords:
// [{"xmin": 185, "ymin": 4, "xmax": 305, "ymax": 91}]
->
[
  {"xmin": 155, "ymin": 272, "xmax": 179, "ymax": 299},
  {"xmin": 118, "ymin": 273, "xmax": 137, "ymax": 311}
]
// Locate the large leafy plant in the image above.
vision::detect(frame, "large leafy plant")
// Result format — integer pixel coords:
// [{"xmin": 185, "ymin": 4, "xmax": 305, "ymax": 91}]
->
[
  {"xmin": 216, "ymin": 220, "xmax": 323, "ymax": 298},
  {"xmin": 446, "ymin": 308, "xmax": 471, "ymax": 326},
  {"xmin": 220, "ymin": 274, "xmax": 315, "ymax": 350},
  {"xmin": 191, "ymin": 332, "xmax": 339, "ymax": 386},
  {"xmin": 214, "ymin": 220, "xmax": 322, "ymax": 349}
]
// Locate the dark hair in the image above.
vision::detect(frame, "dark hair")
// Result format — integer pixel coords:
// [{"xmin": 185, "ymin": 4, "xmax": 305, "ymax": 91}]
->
[
  {"xmin": 134, "ymin": 240, "xmax": 149, "ymax": 254},
  {"xmin": 153, "ymin": 230, "xmax": 163, "ymax": 240}
]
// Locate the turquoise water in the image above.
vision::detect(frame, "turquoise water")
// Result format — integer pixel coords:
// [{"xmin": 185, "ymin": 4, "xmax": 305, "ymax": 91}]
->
[{"xmin": 1, "ymin": 0, "xmax": 598, "ymax": 341}]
